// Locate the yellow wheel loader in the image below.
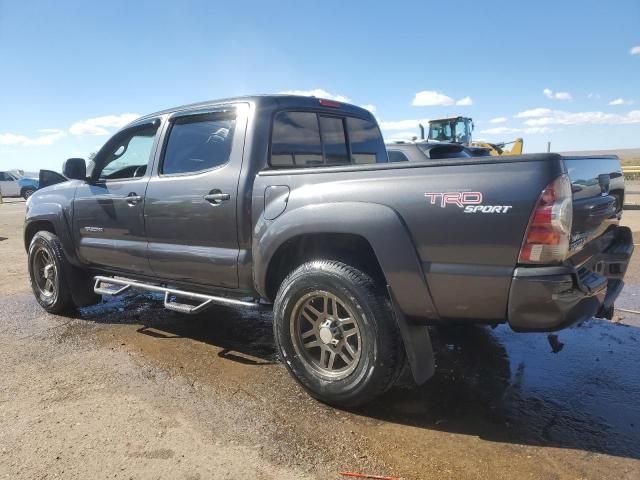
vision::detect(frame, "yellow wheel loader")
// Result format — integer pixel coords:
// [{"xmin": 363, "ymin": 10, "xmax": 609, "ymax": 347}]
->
[{"xmin": 423, "ymin": 116, "xmax": 523, "ymax": 156}]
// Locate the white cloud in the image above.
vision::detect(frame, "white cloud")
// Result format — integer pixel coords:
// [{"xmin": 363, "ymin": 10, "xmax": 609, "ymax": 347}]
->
[
  {"xmin": 630, "ymin": 46, "xmax": 640, "ymax": 55},
  {"xmin": 279, "ymin": 89, "xmax": 351, "ymax": 103},
  {"xmin": 412, "ymin": 90, "xmax": 454, "ymax": 106},
  {"xmin": 455, "ymin": 96, "xmax": 473, "ymax": 106},
  {"xmin": 588, "ymin": 92, "xmax": 601, "ymax": 100},
  {"xmin": 384, "ymin": 131, "xmax": 422, "ymax": 141},
  {"xmin": 543, "ymin": 88, "xmax": 572, "ymax": 101},
  {"xmin": 479, "ymin": 127, "xmax": 521, "ymax": 135},
  {"xmin": 479, "ymin": 126, "xmax": 553, "ymax": 136},
  {"xmin": 489, "ymin": 117, "xmax": 507, "ymax": 124},
  {"xmin": 69, "ymin": 113, "xmax": 140, "ymax": 136},
  {"xmin": 379, "ymin": 118, "xmax": 430, "ymax": 131},
  {"xmin": 360, "ymin": 104, "xmax": 377, "ymax": 113},
  {"xmin": 524, "ymin": 126, "xmax": 552, "ymax": 134},
  {"xmin": 608, "ymin": 97, "xmax": 634, "ymax": 106},
  {"xmin": 515, "ymin": 108, "xmax": 553, "ymax": 118},
  {"xmin": 520, "ymin": 109, "xmax": 640, "ymax": 127},
  {"xmin": 0, "ymin": 129, "xmax": 67, "ymax": 146},
  {"xmin": 412, "ymin": 90, "xmax": 473, "ymax": 107}
]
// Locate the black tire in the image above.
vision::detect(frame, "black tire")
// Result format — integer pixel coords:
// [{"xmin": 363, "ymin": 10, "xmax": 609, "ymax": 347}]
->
[
  {"xmin": 22, "ymin": 189, "xmax": 36, "ymax": 200},
  {"xmin": 28, "ymin": 231, "xmax": 77, "ymax": 314},
  {"xmin": 273, "ymin": 260, "xmax": 404, "ymax": 408}
]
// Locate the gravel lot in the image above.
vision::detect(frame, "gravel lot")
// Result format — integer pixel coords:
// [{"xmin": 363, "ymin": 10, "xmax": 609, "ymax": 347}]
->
[{"xmin": 1, "ymin": 198, "xmax": 639, "ymax": 479}]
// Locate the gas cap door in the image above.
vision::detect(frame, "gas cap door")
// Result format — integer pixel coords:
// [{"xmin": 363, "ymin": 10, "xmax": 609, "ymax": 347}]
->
[{"xmin": 264, "ymin": 185, "xmax": 290, "ymax": 220}]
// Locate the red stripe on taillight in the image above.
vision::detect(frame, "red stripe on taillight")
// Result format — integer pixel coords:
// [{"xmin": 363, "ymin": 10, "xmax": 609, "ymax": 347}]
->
[{"xmin": 518, "ymin": 174, "xmax": 573, "ymax": 264}]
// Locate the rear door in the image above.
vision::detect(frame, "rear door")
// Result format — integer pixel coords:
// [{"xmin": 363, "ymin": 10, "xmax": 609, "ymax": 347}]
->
[
  {"xmin": 72, "ymin": 120, "xmax": 161, "ymax": 274},
  {"xmin": 143, "ymin": 104, "xmax": 248, "ymax": 288}
]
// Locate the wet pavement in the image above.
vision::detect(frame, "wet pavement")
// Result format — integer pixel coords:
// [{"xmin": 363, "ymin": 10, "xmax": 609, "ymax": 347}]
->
[{"xmin": 70, "ymin": 289, "xmax": 640, "ymax": 477}]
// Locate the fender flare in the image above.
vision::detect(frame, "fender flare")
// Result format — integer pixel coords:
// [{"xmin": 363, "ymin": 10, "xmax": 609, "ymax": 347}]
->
[
  {"xmin": 25, "ymin": 202, "xmax": 80, "ymax": 267},
  {"xmin": 254, "ymin": 202, "xmax": 437, "ymax": 385}
]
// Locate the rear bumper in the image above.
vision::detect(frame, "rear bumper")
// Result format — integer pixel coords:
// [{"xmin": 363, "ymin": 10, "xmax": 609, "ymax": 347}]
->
[{"xmin": 508, "ymin": 226, "xmax": 633, "ymax": 332}]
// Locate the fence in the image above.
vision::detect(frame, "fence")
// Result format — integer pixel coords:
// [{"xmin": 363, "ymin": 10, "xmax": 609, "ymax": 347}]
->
[{"xmin": 623, "ymin": 166, "xmax": 640, "ymax": 181}]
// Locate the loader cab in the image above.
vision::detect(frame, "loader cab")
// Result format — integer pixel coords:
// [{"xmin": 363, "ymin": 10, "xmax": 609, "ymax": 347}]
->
[{"xmin": 427, "ymin": 117, "xmax": 473, "ymax": 146}]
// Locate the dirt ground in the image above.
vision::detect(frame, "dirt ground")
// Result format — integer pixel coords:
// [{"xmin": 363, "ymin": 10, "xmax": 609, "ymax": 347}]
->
[{"xmin": 1, "ymin": 197, "xmax": 640, "ymax": 480}]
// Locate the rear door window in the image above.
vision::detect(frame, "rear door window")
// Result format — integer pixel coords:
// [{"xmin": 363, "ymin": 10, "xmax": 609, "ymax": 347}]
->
[
  {"xmin": 162, "ymin": 114, "xmax": 236, "ymax": 175},
  {"xmin": 271, "ymin": 112, "xmax": 323, "ymax": 167}
]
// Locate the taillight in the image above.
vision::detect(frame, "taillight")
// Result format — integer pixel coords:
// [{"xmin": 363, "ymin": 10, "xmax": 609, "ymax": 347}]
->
[{"xmin": 518, "ymin": 174, "xmax": 573, "ymax": 264}]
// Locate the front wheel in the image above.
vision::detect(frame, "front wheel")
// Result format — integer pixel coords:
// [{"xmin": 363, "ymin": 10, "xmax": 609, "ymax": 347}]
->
[
  {"xmin": 22, "ymin": 189, "xmax": 36, "ymax": 200},
  {"xmin": 28, "ymin": 231, "xmax": 76, "ymax": 313},
  {"xmin": 273, "ymin": 260, "xmax": 404, "ymax": 408}
]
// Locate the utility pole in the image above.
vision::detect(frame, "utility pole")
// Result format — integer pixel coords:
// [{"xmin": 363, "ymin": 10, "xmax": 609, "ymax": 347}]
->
[{"xmin": 547, "ymin": 141, "xmax": 551, "ymax": 153}]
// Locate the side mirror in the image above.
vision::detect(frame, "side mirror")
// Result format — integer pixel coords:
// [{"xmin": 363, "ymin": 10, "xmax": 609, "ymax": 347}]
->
[{"xmin": 62, "ymin": 158, "xmax": 87, "ymax": 180}]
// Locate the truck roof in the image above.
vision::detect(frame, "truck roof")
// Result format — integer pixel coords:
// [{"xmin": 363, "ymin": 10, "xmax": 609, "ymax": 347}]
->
[{"xmin": 133, "ymin": 94, "xmax": 374, "ymax": 125}]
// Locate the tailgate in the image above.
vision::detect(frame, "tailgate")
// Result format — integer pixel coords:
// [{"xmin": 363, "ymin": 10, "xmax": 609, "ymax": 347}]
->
[{"xmin": 564, "ymin": 155, "xmax": 624, "ymax": 253}]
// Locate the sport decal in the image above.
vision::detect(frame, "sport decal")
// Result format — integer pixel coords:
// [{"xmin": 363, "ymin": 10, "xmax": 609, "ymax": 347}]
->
[{"xmin": 424, "ymin": 191, "xmax": 512, "ymax": 214}]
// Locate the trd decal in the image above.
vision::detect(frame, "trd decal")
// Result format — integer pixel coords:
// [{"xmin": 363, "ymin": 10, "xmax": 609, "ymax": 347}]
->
[{"xmin": 424, "ymin": 191, "xmax": 512, "ymax": 214}]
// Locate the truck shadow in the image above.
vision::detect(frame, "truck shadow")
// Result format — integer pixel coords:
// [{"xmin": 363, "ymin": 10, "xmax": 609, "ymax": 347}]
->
[
  {"xmin": 361, "ymin": 321, "xmax": 640, "ymax": 461},
  {"xmin": 78, "ymin": 292, "xmax": 640, "ymax": 461}
]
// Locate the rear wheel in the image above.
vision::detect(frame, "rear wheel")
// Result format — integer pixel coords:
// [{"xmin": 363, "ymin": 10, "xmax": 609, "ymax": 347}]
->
[
  {"xmin": 28, "ymin": 231, "xmax": 76, "ymax": 313},
  {"xmin": 273, "ymin": 260, "xmax": 404, "ymax": 408}
]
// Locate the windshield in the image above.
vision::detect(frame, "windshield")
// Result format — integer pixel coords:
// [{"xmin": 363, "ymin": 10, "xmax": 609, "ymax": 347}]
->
[
  {"xmin": 454, "ymin": 119, "xmax": 471, "ymax": 144},
  {"xmin": 428, "ymin": 119, "xmax": 471, "ymax": 144},
  {"xmin": 428, "ymin": 121, "xmax": 454, "ymax": 142}
]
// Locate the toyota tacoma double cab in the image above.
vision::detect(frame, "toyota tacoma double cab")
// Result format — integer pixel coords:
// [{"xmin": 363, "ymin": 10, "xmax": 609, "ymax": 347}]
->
[{"xmin": 25, "ymin": 95, "xmax": 633, "ymax": 407}]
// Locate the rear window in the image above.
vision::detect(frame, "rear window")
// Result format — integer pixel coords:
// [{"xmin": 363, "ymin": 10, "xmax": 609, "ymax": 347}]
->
[
  {"xmin": 319, "ymin": 116, "xmax": 349, "ymax": 165},
  {"xmin": 271, "ymin": 112, "xmax": 323, "ymax": 167},
  {"xmin": 388, "ymin": 150, "xmax": 409, "ymax": 162},
  {"xmin": 347, "ymin": 117, "xmax": 387, "ymax": 164},
  {"xmin": 270, "ymin": 111, "xmax": 387, "ymax": 168}
]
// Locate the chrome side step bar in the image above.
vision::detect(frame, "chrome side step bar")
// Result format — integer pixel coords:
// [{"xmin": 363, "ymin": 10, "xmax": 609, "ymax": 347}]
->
[{"xmin": 93, "ymin": 275, "xmax": 261, "ymax": 314}]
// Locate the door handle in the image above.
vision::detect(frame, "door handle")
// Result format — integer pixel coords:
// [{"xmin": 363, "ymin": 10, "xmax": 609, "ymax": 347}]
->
[
  {"xmin": 204, "ymin": 190, "xmax": 230, "ymax": 204},
  {"xmin": 125, "ymin": 193, "xmax": 143, "ymax": 205}
]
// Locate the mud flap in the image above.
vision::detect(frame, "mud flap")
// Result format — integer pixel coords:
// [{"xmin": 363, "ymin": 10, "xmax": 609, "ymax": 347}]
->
[
  {"xmin": 387, "ymin": 286, "xmax": 435, "ymax": 385},
  {"xmin": 65, "ymin": 265, "xmax": 101, "ymax": 307}
]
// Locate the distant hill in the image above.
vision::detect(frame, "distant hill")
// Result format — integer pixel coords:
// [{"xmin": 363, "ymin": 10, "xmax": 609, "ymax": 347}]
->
[{"xmin": 560, "ymin": 148, "xmax": 640, "ymax": 165}]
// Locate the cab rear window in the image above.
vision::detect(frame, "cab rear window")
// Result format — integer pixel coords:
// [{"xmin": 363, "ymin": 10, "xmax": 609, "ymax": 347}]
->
[{"xmin": 270, "ymin": 111, "xmax": 387, "ymax": 168}]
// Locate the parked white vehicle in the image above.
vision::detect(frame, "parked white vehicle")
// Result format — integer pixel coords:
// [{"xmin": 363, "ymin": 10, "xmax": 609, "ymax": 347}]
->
[{"xmin": 0, "ymin": 171, "xmax": 21, "ymax": 197}]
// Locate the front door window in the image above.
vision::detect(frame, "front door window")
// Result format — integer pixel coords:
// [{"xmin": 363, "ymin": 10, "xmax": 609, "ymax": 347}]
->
[{"xmin": 94, "ymin": 125, "xmax": 158, "ymax": 181}]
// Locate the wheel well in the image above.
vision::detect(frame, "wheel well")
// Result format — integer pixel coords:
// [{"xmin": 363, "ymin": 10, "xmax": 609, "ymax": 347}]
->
[
  {"xmin": 265, "ymin": 233, "xmax": 386, "ymax": 301},
  {"xmin": 20, "ymin": 186, "xmax": 35, "ymax": 195},
  {"xmin": 24, "ymin": 221, "xmax": 56, "ymax": 250}
]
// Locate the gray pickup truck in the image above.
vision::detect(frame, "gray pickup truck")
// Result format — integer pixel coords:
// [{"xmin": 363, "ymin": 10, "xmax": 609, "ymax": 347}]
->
[{"xmin": 25, "ymin": 95, "xmax": 633, "ymax": 407}]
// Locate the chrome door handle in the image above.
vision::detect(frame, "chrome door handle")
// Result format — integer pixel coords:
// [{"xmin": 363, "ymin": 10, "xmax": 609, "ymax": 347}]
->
[
  {"xmin": 204, "ymin": 191, "xmax": 230, "ymax": 204},
  {"xmin": 125, "ymin": 194, "xmax": 143, "ymax": 205}
]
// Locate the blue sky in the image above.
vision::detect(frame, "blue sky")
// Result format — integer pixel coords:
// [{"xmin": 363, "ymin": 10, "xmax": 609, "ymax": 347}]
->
[{"xmin": 1, "ymin": 0, "xmax": 639, "ymax": 171}]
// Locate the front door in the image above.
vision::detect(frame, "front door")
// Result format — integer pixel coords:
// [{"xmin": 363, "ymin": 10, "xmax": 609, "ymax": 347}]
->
[
  {"xmin": 0, "ymin": 172, "xmax": 20, "ymax": 196},
  {"xmin": 144, "ymin": 106, "xmax": 246, "ymax": 288},
  {"xmin": 72, "ymin": 120, "xmax": 160, "ymax": 275}
]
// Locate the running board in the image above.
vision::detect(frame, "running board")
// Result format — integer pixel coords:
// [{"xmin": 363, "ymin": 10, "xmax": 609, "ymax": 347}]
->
[{"xmin": 93, "ymin": 275, "xmax": 261, "ymax": 314}]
